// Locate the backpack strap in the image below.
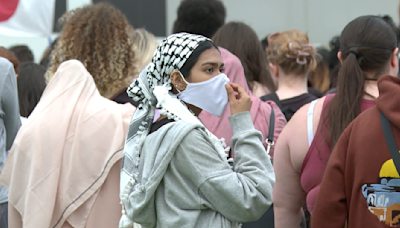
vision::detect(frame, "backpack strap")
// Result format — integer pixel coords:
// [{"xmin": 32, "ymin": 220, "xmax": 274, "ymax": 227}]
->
[
  {"xmin": 380, "ymin": 111, "xmax": 400, "ymax": 174},
  {"xmin": 266, "ymin": 103, "xmax": 275, "ymax": 156},
  {"xmin": 307, "ymin": 99, "xmax": 319, "ymax": 147},
  {"xmin": 261, "ymin": 93, "xmax": 284, "ymax": 111}
]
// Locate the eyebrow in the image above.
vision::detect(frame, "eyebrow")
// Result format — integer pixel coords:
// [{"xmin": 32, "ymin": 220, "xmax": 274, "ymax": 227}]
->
[{"xmin": 201, "ymin": 62, "xmax": 225, "ymax": 67}]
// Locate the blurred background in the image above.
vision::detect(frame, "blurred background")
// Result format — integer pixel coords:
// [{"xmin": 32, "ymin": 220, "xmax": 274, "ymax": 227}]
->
[{"xmin": 1, "ymin": 0, "xmax": 399, "ymax": 62}]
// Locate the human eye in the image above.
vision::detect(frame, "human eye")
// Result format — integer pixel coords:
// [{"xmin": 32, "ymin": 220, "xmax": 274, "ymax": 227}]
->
[
  {"xmin": 220, "ymin": 68, "xmax": 225, "ymax": 73},
  {"xmin": 206, "ymin": 68, "xmax": 214, "ymax": 73}
]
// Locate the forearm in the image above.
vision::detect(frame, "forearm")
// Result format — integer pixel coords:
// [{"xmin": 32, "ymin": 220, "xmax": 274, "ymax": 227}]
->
[
  {"xmin": 230, "ymin": 111, "xmax": 274, "ymax": 199},
  {"xmin": 179, "ymin": 112, "xmax": 275, "ymax": 222},
  {"xmin": 230, "ymin": 111, "xmax": 273, "ymax": 171}
]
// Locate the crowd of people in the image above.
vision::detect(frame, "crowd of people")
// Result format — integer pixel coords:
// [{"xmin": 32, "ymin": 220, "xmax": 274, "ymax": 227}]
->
[{"xmin": 0, "ymin": 0, "xmax": 399, "ymax": 228}]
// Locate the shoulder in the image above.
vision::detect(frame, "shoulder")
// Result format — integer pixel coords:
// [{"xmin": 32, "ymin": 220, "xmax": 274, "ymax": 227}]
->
[
  {"xmin": 219, "ymin": 47, "xmax": 241, "ymax": 65},
  {"xmin": 176, "ymin": 121, "xmax": 207, "ymax": 141},
  {"xmin": 117, "ymin": 102, "xmax": 136, "ymax": 116},
  {"xmin": 346, "ymin": 105, "xmax": 379, "ymax": 136},
  {"xmin": 286, "ymin": 96, "xmax": 325, "ymax": 127},
  {"xmin": 0, "ymin": 57, "xmax": 13, "ymax": 70},
  {"xmin": 276, "ymin": 97, "xmax": 326, "ymax": 171},
  {"xmin": 155, "ymin": 120, "xmax": 206, "ymax": 140},
  {"xmin": 0, "ymin": 57, "xmax": 15, "ymax": 81},
  {"xmin": 260, "ymin": 93, "xmax": 278, "ymax": 102}
]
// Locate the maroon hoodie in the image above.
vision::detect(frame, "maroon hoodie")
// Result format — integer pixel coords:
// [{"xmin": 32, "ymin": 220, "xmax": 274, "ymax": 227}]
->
[{"xmin": 312, "ymin": 75, "xmax": 400, "ymax": 228}]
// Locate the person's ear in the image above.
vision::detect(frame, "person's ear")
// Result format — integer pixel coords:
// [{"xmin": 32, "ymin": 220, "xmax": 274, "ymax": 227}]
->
[
  {"xmin": 338, "ymin": 52, "xmax": 343, "ymax": 64},
  {"xmin": 391, "ymin": 48, "xmax": 399, "ymax": 67},
  {"xmin": 170, "ymin": 71, "xmax": 187, "ymax": 93},
  {"xmin": 390, "ymin": 47, "xmax": 399, "ymax": 77},
  {"xmin": 269, "ymin": 63, "xmax": 279, "ymax": 78}
]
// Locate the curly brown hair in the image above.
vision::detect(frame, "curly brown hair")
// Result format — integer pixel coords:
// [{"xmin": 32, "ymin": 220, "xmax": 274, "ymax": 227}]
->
[{"xmin": 46, "ymin": 3, "xmax": 138, "ymax": 98}]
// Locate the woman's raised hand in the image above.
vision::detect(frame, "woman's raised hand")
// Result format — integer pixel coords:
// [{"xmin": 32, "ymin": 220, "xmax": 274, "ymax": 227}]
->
[{"xmin": 225, "ymin": 83, "xmax": 252, "ymax": 115}]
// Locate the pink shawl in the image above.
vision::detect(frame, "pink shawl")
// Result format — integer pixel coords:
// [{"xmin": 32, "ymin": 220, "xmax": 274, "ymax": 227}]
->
[
  {"xmin": 0, "ymin": 60, "xmax": 135, "ymax": 228},
  {"xmin": 199, "ymin": 48, "xmax": 286, "ymax": 157}
]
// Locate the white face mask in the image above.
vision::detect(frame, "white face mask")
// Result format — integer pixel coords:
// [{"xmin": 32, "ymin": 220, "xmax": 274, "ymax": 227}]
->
[{"xmin": 177, "ymin": 72, "xmax": 230, "ymax": 117}]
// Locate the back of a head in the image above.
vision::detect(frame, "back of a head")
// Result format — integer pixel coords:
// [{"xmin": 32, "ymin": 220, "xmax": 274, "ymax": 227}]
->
[
  {"xmin": 17, "ymin": 63, "xmax": 46, "ymax": 117},
  {"xmin": 309, "ymin": 48, "xmax": 330, "ymax": 93},
  {"xmin": 380, "ymin": 15, "xmax": 400, "ymax": 45},
  {"xmin": 39, "ymin": 38, "xmax": 59, "ymax": 70},
  {"xmin": 47, "ymin": 2, "xmax": 138, "ymax": 98},
  {"xmin": 173, "ymin": 0, "xmax": 226, "ymax": 38},
  {"xmin": 267, "ymin": 30, "xmax": 317, "ymax": 77},
  {"xmin": 326, "ymin": 15, "xmax": 397, "ymax": 151},
  {"xmin": 131, "ymin": 28, "xmax": 159, "ymax": 74},
  {"xmin": 9, "ymin": 45, "xmax": 34, "ymax": 63},
  {"xmin": 213, "ymin": 22, "xmax": 276, "ymax": 92},
  {"xmin": 0, "ymin": 47, "xmax": 19, "ymax": 74}
]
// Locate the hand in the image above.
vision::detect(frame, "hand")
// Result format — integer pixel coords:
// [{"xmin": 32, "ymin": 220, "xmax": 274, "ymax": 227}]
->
[{"xmin": 225, "ymin": 83, "xmax": 252, "ymax": 115}]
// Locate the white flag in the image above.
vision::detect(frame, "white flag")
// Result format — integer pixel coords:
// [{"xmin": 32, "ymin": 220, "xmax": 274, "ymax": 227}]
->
[{"xmin": 0, "ymin": 0, "xmax": 56, "ymax": 37}]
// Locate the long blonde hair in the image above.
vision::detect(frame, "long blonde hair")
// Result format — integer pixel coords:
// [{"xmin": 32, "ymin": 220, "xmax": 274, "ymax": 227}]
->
[
  {"xmin": 46, "ymin": 3, "xmax": 138, "ymax": 98},
  {"xmin": 130, "ymin": 28, "xmax": 158, "ymax": 75}
]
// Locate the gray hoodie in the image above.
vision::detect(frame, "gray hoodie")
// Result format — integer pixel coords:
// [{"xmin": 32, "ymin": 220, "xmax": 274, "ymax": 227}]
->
[
  {"xmin": 0, "ymin": 57, "xmax": 21, "ymax": 204},
  {"xmin": 125, "ymin": 112, "xmax": 275, "ymax": 228}
]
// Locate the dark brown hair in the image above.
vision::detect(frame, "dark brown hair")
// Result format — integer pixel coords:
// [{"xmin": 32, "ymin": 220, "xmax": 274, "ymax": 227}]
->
[
  {"xmin": 212, "ymin": 22, "xmax": 276, "ymax": 93},
  {"xmin": 9, "ymin": 45, "xmax": 34, "ymax": 63},
  {"xmin": 324, "ymin": 15, "xmax": 397, "ymax": 151},
  {"xmin": 309, "ymin": 48, "xmax": 330, "ymax": 93},
  {"xmin": 17, "ymin": 63, "xmax": 46, "ymax": 117},
  {"xmin": 0, "ymin": 47, "xmax": 19, "ymax": 74}
]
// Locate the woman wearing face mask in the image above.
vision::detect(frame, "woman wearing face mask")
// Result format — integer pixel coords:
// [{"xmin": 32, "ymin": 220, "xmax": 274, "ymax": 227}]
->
[{"xmin": 118, "ymin": 33, "xmax": 275, "ymax": 228}]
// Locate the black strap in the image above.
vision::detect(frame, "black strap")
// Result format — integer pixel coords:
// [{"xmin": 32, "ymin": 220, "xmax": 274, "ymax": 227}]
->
[
  {"xmin": 261, "ymin": 93, "xmax": 284, "ymax": 110},
  {"xmin": 380, "ymin": 111, "xmax": 400, "ymax": 174},
  {"xmin": 267, "ymin": 104, "xmax": 275, "ymax": 143}
]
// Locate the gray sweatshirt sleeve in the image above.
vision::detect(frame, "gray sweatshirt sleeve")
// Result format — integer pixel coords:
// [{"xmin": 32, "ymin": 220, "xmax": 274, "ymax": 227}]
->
[
  {"xmin": 174, "ymin": 112, "xmax": 275, "ymax": 222},
  {"xmin": 2, "ymin": 62, "xmax": 21, "ymax": 150}
]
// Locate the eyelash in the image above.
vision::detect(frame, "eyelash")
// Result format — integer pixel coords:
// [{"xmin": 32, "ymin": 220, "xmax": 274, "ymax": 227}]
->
[{"xmin": 206, "ymin": 68, "xmax": 224, "ymax": 73}]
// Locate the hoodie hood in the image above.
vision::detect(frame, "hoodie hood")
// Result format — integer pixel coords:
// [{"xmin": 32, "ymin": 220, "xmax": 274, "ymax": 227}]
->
[
  {"xmin": 377, "ymin": 75, "xmax": 400, "ymax": 128},
  {"xmin": 124, "ymin": 120, "xmax": 204, "ymax": 227}
]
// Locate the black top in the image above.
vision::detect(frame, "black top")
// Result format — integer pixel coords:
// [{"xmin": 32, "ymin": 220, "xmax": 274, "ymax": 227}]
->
[
  {"xmin": 308, "ymin": 87, "xmax": 323, "ymax": 98},
  {"xmin": 149, "ymin": 118, "xmax": 175, "ymax": 134},
  {"xmin": 261, "ymin": 92, "xmax": 317, "ymax": 121},
  {"xmin": 111, "ymin": 88, "xmax": 140, "ymax": 107}
]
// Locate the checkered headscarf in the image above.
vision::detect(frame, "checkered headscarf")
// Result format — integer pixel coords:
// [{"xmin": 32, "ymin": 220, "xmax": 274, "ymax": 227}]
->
[{"xmin": 119, "ymin": 33, "xmax": 210, "ymax": 227}]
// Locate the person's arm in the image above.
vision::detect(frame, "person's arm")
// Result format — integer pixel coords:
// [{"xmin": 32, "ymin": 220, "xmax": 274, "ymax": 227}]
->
[
  {"xmin": 273, "ymin": 97, "xmax": 326, "ymax": 228},
  {"xmin": 175, "ymin": 111, "xmax": 274, "ymax": 222},
  {"xmin": 174, "ymin": 83, "xmax": 274, "ymax": 222},
  {"xmin": 2, "ymin": 62, "xmax": 21, "ymax": 150},
  {"xmin": 273, "ymin": 123, "xmax": 307, "ymax": 228},
  {"xmin": 311, "ymin": 129, "xmax": 349, "ymax": 228}
]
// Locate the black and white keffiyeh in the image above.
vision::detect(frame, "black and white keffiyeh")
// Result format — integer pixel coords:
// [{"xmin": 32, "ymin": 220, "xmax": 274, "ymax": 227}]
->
[{"xmin": 119, "ymin": 33, "xmax": 228, "ymax": 227}]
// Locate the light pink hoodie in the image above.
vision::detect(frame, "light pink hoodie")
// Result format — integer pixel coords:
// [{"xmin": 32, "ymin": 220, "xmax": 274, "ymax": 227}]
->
[{"xmin": 199, "ymin": 47, "xmax": 286, "ymax": 157}]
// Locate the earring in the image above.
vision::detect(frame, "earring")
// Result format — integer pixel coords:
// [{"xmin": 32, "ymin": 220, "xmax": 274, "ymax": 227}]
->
[{"xmin": 175, "ymin": 85, "xmax": 182, "ymax": 93}]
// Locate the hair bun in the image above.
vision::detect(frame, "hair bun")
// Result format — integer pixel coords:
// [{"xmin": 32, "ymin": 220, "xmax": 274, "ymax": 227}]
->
[{"xmin": 286, "ymin": 42, "xmax": 315, "ymax": 64}]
